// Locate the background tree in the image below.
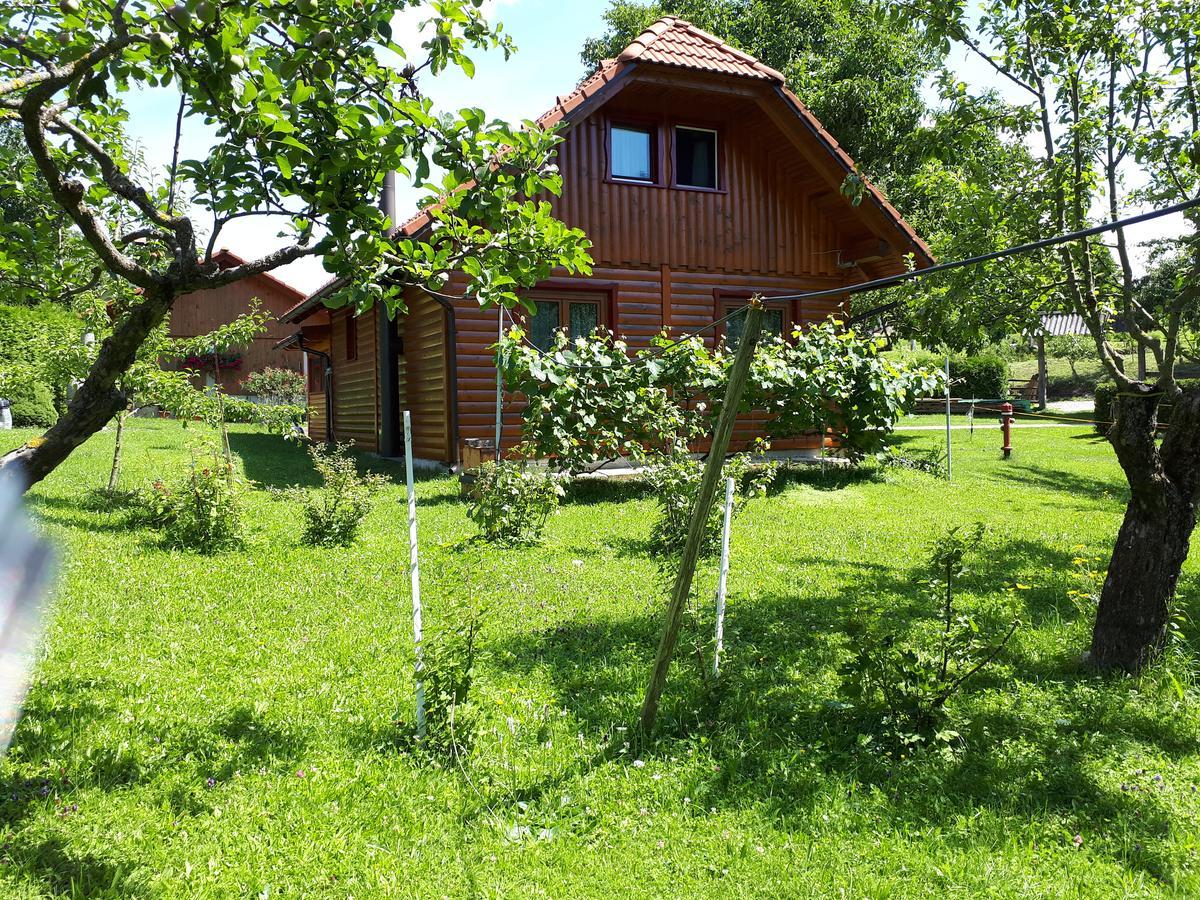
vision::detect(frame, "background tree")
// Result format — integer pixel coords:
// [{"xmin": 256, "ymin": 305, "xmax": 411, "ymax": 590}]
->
[
  {"xmin": 0, "ymin": 121, "xmax": 102, "ymax": 305},
  {"xmin": 898, "ymin": 0, "xmax": 1200, "ymax": 671},
  {"xmin": 0, "ymin": 0, "xmax": 592, "ymax": 489}
]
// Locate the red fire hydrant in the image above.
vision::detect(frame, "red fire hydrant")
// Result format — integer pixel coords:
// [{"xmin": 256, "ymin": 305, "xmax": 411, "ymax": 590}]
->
[{"xmin": 1000, "ymin": 402, "xmax": 1014, "ymax": 459}]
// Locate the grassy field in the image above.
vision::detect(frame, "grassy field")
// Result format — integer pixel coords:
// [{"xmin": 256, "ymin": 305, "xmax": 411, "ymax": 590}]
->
[{"xmin": 1, "ymin": 419, "xmax": 1197, "ymax": 897}]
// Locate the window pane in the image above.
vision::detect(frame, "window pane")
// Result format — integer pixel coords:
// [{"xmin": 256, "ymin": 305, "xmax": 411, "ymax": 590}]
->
[
  {"xmin": 676, "ymin": 127, "xmax": 717, "ymax": 188},
  {"xmin": 530, "ymin": 301, "xmax": 559, "ymax": 351},
  {"xmin": 568, "ymin": 302, "xmax": 599, "ymax": 339},
  {"xmin": 612, "ymin": 126, "xmax": 652, "ymax": 180},
  {"xmin": 724, "ymin": 306, "xmax": 784, "ymax": 349}
]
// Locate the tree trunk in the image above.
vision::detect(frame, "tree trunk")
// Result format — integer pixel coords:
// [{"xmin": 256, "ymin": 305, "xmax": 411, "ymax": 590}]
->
[
  {"xmin": 106, "ymin": 407, "xmax": 127, "ymax": 492},
  {"xmin": 1090, "ymin": 389, "xmax": 1200, "ymax": 671},
  {"xmin": 0, "ymin": 287, "xmax": 175, "ymax": 491}
]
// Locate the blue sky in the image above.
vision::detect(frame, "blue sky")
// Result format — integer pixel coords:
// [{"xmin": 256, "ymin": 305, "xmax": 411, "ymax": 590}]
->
[{"xmin": 121, "ymin": 0, "xmax": 1182, "ymax": 293}]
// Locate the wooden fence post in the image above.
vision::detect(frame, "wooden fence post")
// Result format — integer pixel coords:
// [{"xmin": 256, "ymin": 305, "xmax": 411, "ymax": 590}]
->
[{"xmin": 639, "ymin": 300, "xmax": 764, "ymax": 737}]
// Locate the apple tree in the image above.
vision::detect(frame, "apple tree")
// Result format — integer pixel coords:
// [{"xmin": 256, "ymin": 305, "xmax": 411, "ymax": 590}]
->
[{"xmin": 0, "ymin": 0, "xmax": 592, "ymax": 488}]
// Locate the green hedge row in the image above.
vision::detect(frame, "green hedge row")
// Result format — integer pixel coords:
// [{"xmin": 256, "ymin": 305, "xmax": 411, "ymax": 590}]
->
[
  {"xmin": 1095, "ymin": 379, "xmax": 1200, "ymax": 434},
  {"xmin": 0, "ymin": 303, "xmax": 82, "ymax": 428},
  {"xmin": 911, "ymin": 351, "xmax": 1010, "ymax": 399}
]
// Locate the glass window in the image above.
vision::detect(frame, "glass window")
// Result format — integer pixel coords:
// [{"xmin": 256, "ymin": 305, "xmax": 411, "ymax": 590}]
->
[
  {"xmin": 345, "ymin": 314, "xmax": 358, "ymax": 360},
  {"xmin": 568, "ymin": 302, "xmax": 598, "ymax": 339},
  {"xmin": 675, "ymin": 127, "xmax": 717, "ymax": 189},
  {"xmin": 611, "ymin": 125, "xmax": 653, "ymax": 181},
  {"xmin": 529, "ymin": 300, "xmax": 560, "ymax": 352},
  {"xmin": 527, "ymin": 298, "xmax": 603, "ymax": 351},
  {"xmin": 724, "ymin": 306, "xmax": 785, "ymax": 349}
]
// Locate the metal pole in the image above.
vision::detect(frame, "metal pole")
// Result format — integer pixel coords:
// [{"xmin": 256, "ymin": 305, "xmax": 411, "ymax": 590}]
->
[
  {"xmin": 712, "ymin": 476, "xmax": 735, "ymax": 677},
  {"xmin": 944, "ymin": 355, "xmax": 953, "ymax": 482},
  {"xmin": 403, "ymin": 410, "xmax": 425, "ymax": 738},
  {"xmin": 494, "ymin": 306, "xmax": 504, "ymax": 463}
]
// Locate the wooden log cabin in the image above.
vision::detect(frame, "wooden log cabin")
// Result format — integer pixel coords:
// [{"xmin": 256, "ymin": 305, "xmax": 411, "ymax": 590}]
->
[
  {"xmin": 169, "ymin": 249, "xmax": 307, "ymax": 396},
  {"xmin": 279, "ymin": 16, "xmax": 934, "ymax": 465}
]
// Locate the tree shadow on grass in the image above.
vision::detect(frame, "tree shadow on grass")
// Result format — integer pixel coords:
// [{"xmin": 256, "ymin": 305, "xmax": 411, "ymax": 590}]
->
[
  {"xmin": 228, "ymin": 431, "xmax": 418, "ymax": 490},
  {"xmin": 3, "ymin": 833, "xmax": 141, "ymax": 898},
  {"xmin": 989, "ymin": 464, "xmax": 1130, "ymax": 505},
  {"xmin": 22, "ymin": 494, "xmax": 137, "ymax": 535},
  {"xmin": 489, "ymin": 533, "xmax": 1197, "ymax": 884}
]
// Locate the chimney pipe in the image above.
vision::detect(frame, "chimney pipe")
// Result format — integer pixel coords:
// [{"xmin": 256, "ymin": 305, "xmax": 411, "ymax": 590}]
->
[{"xmin": 380, "ymin": 170, "xmax": 397, "ymax": 226}]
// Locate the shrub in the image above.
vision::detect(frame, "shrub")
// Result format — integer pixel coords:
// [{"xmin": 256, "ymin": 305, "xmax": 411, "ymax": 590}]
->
[
  {"xmin": 295, "ymin": 443, "xmax": 387, "ymax": 548},
  {"xmin": 645, "ymin": 452, "xmax": 776, "ymax": 557},
  {"xmin": 135, "ymin": 444, "xmax": 245, "ymax": 552},
  {"xmin": 951, "ymin": 353, "xmax": 1009, "ymax": 399},
  {"xmin": 2, "ymin": 376, "xmax": 58, "ymax": 428},
  {"xmin": 1095, "ymin": 379, "xmax": 1200, "ymax": 434},
  {"xmin": 466, "ymin": 460, "xmax": 564, "ymax": 545},
  {"xmin": 420, "ymin": 599, "xmax": 487, "ymax": 756},
  {"xmin": 220, "ymin": 396, "xmax": 305, "ymax": 432},
  {"xmin": 241, "ymin": 367, "xmax": 306, "ymax": 405},
  {"xmin": 839, "ymin": 524, "xmax": 1019, "ymax": 755}
]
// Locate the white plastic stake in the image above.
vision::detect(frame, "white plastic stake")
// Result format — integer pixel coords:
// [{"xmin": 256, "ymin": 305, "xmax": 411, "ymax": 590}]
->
[
  {"xmin": 712, "ymin": 476, "xmax": 735, "ymax": 677},
  {"xmin": 403, "ymin": 410, "xmax": 425, "ymax": 738}
]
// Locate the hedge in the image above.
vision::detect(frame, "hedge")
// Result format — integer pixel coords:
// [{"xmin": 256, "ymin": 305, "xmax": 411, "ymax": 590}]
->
[
  {"xmin": 1095, "ymin": 379, "xmax": 1200, "ymax": 434},
  {"xmin": 912, "ymin": 351, "xmax": 1010, "ymax": 399},
  {"xmin": 5, "ymin": 378, "xmax": 58, "ymax": 428}
]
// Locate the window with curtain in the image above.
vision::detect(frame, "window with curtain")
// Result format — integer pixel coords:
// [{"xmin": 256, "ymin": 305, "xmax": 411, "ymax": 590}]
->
[
  {"xmin": 528, "ymin": 298, "xmax": 604, "ymax": 351},
  {"xmin": 675, "ymin": 126, "xmax": 718, "ymax": 189},
  {"xmin": 611, "ymin": 124, "xmax": 654, "ymax": 181},
  {"xmin": 345, "ymin": 314, "xmax": 358, "ymax": 360},
  {"xmin": 723, "ymin": 304, "xmax": 786, "ymax": 349}
]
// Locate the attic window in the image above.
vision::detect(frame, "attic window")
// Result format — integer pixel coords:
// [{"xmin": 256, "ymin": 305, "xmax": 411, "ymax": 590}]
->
[
  {"xmin": 611, "ymin": 124, "xmax": 654, "ymax": 182},
  {"xmin": 675, "ymin": 126, "xmax": 718, "ymax": 189}
]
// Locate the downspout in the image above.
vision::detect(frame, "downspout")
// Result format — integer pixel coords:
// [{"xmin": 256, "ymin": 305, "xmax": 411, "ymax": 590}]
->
[
  {"xmin": 297, "ymin": 335, "xmax": 334, "ymax": 443},
  {"xmin": 429, "ymin": 295, "xmax": 462, "ymax": 470}
]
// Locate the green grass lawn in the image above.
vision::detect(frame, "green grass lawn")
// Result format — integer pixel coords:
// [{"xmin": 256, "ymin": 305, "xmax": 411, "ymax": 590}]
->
[{"xmin": 1, "ymin": 419, "xmax": 1198, "ymax": 897}]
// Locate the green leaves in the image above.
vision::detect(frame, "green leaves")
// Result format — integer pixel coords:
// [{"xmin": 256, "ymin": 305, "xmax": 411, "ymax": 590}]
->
[{"xmin": 500, "ymin": 321, "xmax": 942, "ymax": 472}]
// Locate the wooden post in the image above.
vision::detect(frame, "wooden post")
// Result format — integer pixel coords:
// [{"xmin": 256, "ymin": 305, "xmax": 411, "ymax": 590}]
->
[
  {"xmin": 494, "ymin": 306, "xmax": 504, "ymax": 463},
  {"xmin": 1036, "ymin": 333, "xmax": 1048, "ymax": 410},
  {"xmin": 712, "ymin": 476, "xmax": 735, "ymax": 677},
  {"xmin": 639, "ymin": 301, "xmax": 764, "ymax": 737},
  {"xmin": 403, "ymin": 410, "xmax": 426, "ymax": 738},
  {"xmin": 944, "ymin": 355, "xmax": 953, "ymax": 482}
]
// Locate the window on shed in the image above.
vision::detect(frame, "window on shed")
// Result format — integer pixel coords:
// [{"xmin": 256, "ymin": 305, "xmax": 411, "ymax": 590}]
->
[
  {"xmin": 527, "ymin": 297, "xmax": 604, "ymax": 351},
  {"xmin": 675, "ymin": 126, "xmax": 718, "ymax": 189},
  {"xmin": 722, "ymin": 303, "xmax": 786, "ymax": 349},
  {"xmin": 611, "ymin": 124, "xmax": 654, "ymax": 181},
  {"xmin": 345, "ymin": 314, "xmax": 358, "ymax": 361}
]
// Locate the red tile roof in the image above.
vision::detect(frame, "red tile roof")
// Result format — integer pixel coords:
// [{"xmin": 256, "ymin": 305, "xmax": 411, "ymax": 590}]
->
[{"xmin": 616, "ymin": 16, "xmax": 784, "ymax": 82}]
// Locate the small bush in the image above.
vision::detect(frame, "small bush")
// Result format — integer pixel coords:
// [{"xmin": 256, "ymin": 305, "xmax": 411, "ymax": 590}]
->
[
  {"xmin": 912, "ymin": 352, "xmax": 1009, "ymax": 399},
  {"xmin": 295, "ymin": 443, "xmax": 387, "ymax": 547},
  {"xmin": 951, "ymin": 353, "xmax": 1009, "ymax": 399},
  {"xmin": 241, "ymin": 367, "xmax": 306, "ymax": 405},
  {"xmin": 420, "ymin": 600, "xmax": 487, "ymax": 756},
  {"xmin": 839, "ymin": 524, "xmax": 1019, "ymax": 755},
  {"xmin": 135, "ymin": 444, "xmax": 245, "ymax": 552},
  {"xmin": 466, "ymin": 460, "xmax": 563, "ymax": 545},
  {"xmin": 645, "ymin": 453, "xmax": 776, "ymax": 557},
  {"xmin": 221, "ymin": 396, "xmax": 305, "ymax": 430},
  {"xmin": 2, "ymin": 376, "xmax": 58, "ymax": 428}
]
